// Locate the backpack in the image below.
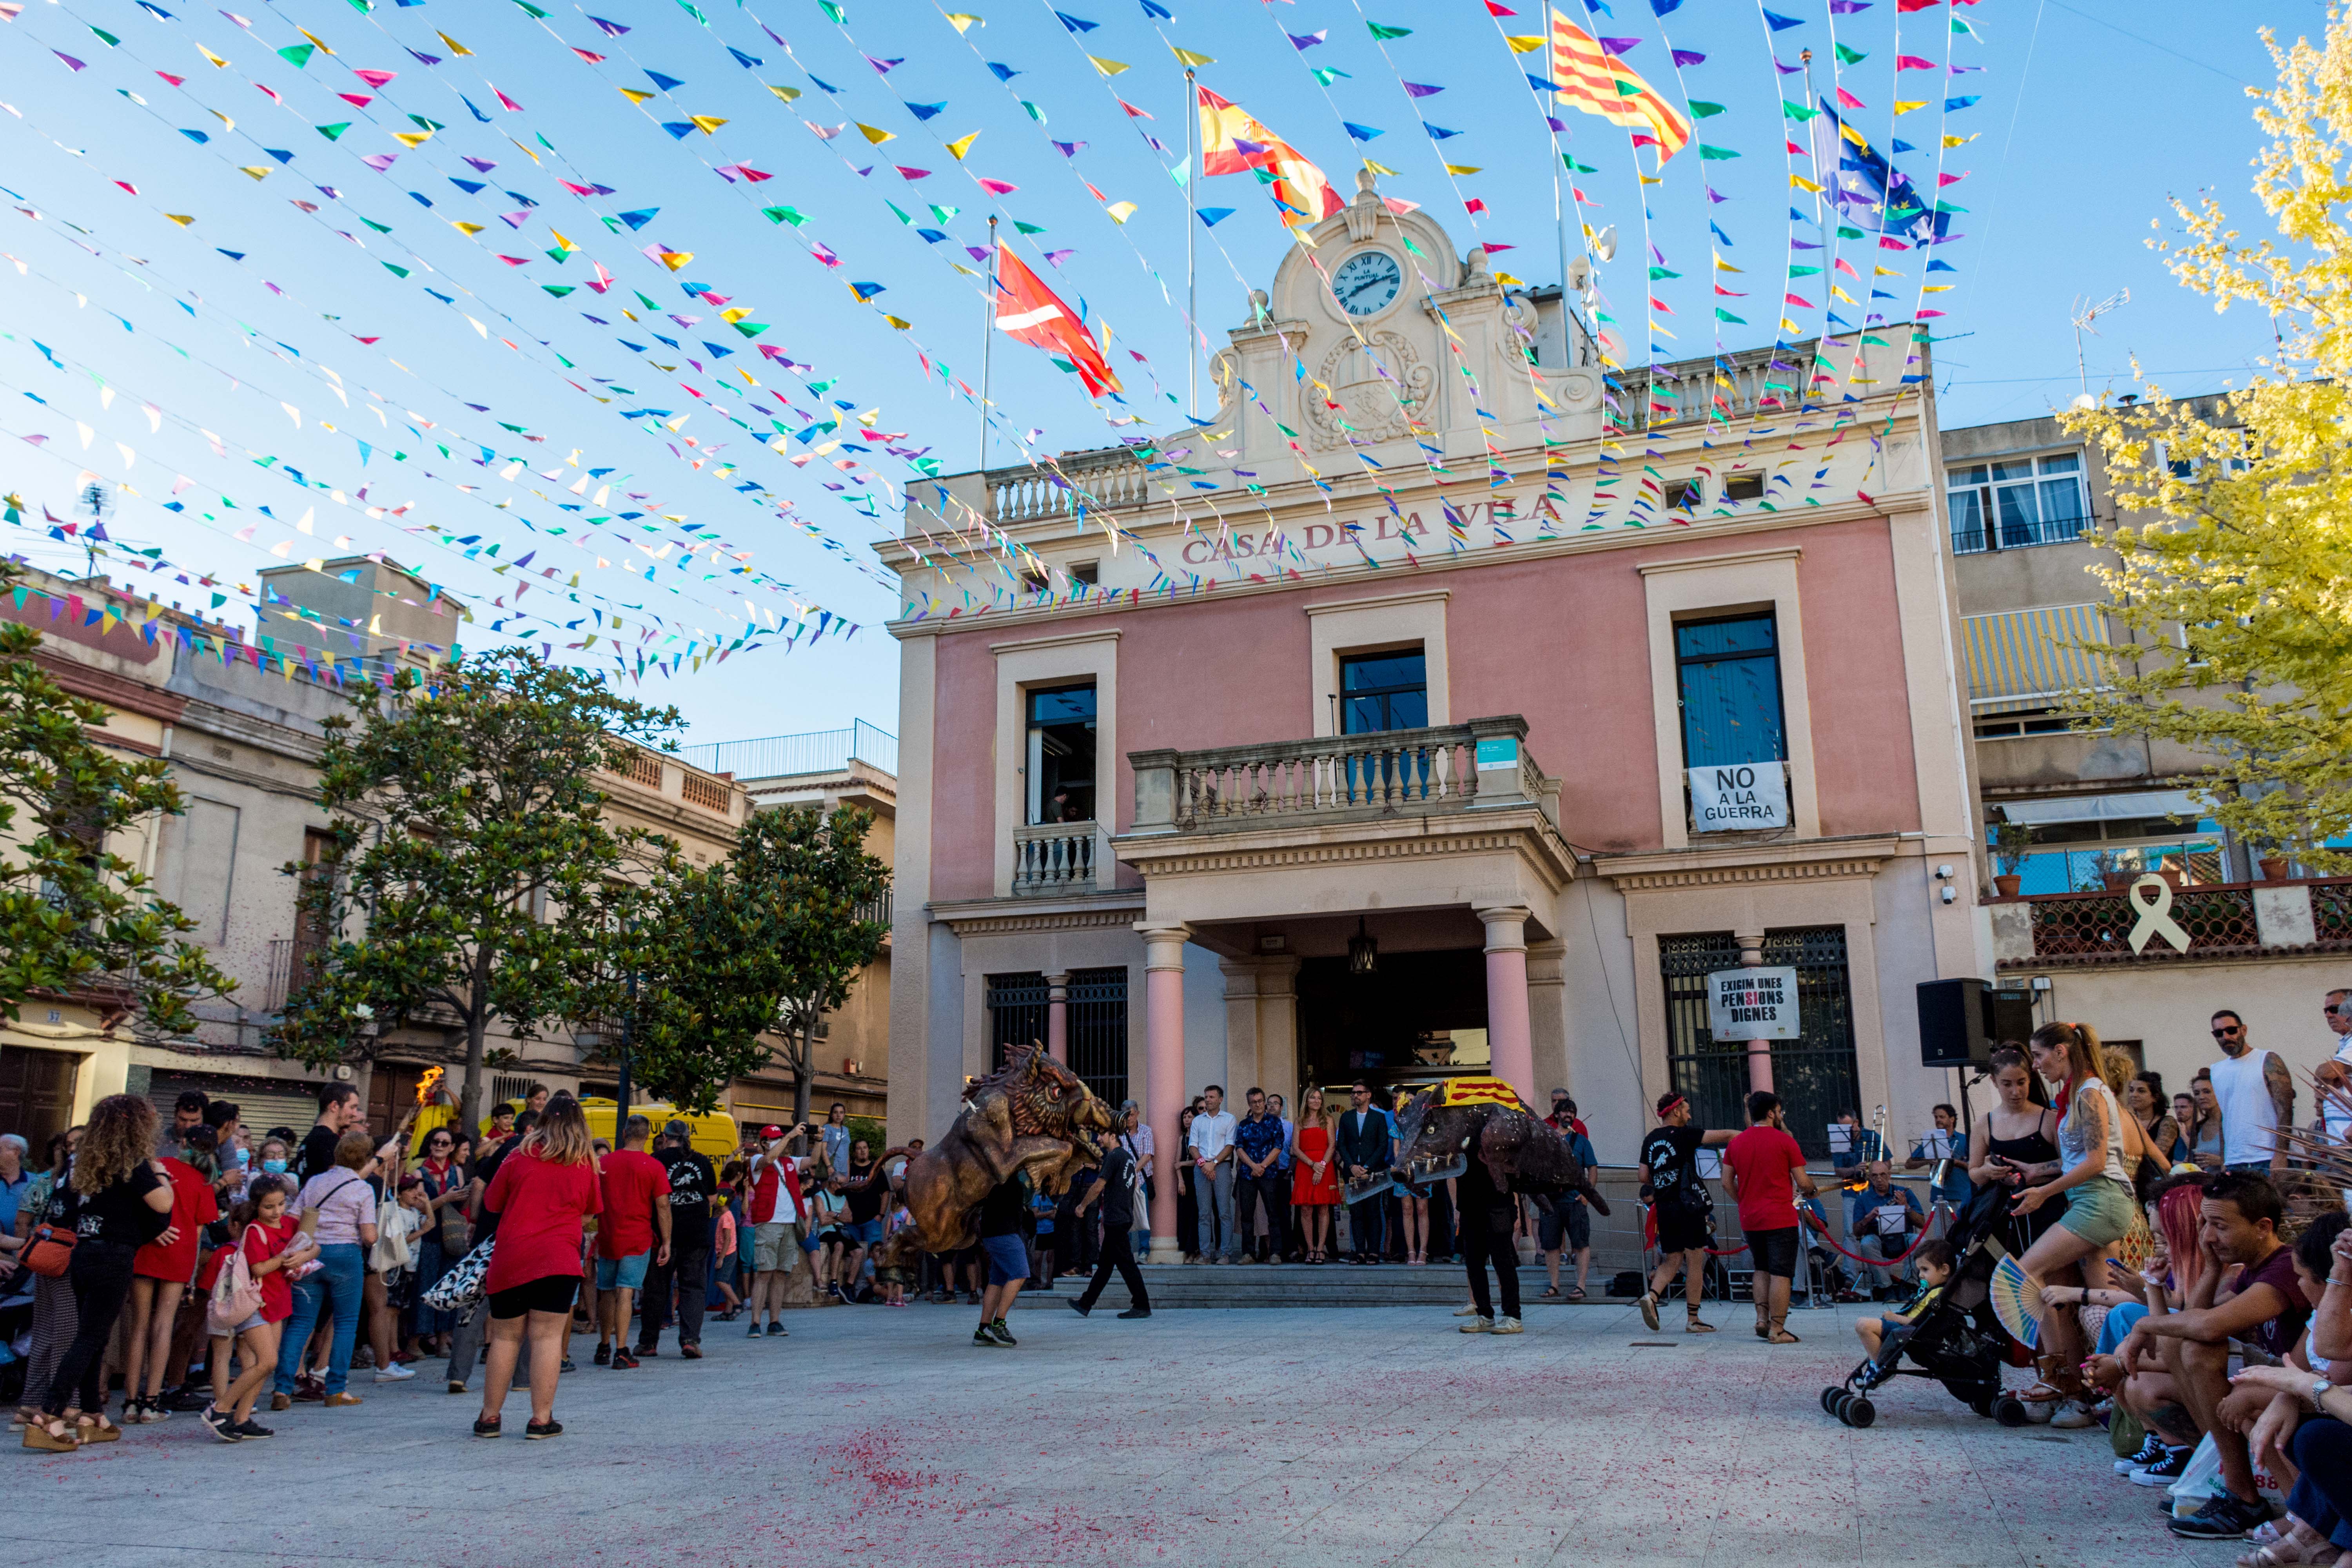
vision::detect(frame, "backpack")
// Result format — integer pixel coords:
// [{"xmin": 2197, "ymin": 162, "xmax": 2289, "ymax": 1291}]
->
[
  {"xmin": 208, "ymin": 1224, "xmax": 266, "ymax": 1335},
  {"xmin": 371, "ymin": 1191, "xmax": 413, "ymax": 1273}
]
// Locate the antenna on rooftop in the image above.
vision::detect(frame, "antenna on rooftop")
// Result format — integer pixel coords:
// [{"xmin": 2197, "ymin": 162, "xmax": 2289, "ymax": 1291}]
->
[{"xmin": 2070, "ymin": 289, "xmax": 2130, "ymax": 403}]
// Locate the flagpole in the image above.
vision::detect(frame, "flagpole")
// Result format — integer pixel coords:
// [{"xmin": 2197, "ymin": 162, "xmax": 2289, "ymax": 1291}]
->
[
  {"xmin": 1185, "ymin": 68, "xmax": 1198, "ymax": 423},
  {"xmin": 981, "ymin": 213, "xmax": 997, "ymax": 472},
  {"xmin": 1551, "ymin": 59, "xmax": 1579, "ymax": 367},
  {"xmin": 1799, "ymin": 48, "xmax": 1824, "ymax": 234}
]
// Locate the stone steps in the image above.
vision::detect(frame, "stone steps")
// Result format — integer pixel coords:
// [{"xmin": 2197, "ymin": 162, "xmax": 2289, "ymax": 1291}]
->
[{"xmin": 1008, "ymin": 1260, "xmax": 1613, "ymax": 1311}]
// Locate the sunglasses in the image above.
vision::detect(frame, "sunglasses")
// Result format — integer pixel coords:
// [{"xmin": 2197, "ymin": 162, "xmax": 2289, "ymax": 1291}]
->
[{"xmin": 2211, "ymin": 1026, "xmax": 2242, "ymax": 1038}]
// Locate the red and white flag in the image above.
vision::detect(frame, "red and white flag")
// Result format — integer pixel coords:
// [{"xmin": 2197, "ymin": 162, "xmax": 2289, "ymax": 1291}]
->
[{"xmin": 993, "ymin": 244, "xmax": 1122, "ymax": 397}]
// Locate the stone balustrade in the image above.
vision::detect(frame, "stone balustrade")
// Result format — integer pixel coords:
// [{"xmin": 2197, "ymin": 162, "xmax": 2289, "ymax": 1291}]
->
[{"xmin": 1127, "ymin": 715, "xmax": 1555, "ymax": 835}]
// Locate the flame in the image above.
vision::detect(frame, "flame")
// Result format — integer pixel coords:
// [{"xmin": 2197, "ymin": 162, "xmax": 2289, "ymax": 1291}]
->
[{"xmin": 416, "ymin": 1065, "xmax": 444, "ymax": 1105}]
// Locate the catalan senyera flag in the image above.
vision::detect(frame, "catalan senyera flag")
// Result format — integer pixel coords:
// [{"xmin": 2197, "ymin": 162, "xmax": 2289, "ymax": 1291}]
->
[
  {"xmin": 1548, "ymin": 8, "xmax": 1692, "ymax": 165},
  {"xmin": 1196, "ymin": 85, "xmax": 1344, "ymax": 229},
  {"xmin": 993, "ymin": 243, "xmax": 1122, "ymax": 397},
  {"xmin": 1434, "ymin": 1076, "xmax": 1531, "ymax": 1112}
]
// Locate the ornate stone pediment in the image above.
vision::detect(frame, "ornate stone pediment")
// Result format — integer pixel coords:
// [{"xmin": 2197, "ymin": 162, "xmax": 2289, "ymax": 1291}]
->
[{"xmin": 1303, "ymin": 330, "xmax": 1436, "ymax": 450}]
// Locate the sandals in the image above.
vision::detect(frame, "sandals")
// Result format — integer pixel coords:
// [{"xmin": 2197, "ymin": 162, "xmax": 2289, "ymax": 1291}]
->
[
  {"xmin": 1540, "ymin": 1286, "xmax": 1564, "ymax": 1299},
  {"xmin": 1686, "ymin": 1312, "xmax": 1716, "ymax": 1334},
  {"xmin": 1566, "ymin": 1286, "xmax": 1587, "ymax": 1301},
  {"xmin": 75, "ymin": 1417, "xmax": 122, "ymax": 1443},
  {"xmin": 2238, "ymin": 1538, "xmax": 2334, "ymax": 1567},
  {"xmin": 22, "ymin": 1418, "xmax": 80, "ymax": 1453}
]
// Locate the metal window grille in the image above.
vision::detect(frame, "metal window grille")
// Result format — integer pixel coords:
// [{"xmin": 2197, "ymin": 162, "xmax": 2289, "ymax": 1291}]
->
[
  {"xmin": 1661, "ymin": 925, "xmax": 1861, "ymax": 1159},
  {"xmin": 1068, "ymin": 967, "xmax": 1129, "ymax": 1107},
  {"xmin": 986, "ymin": 973, "xmax": 1049, "ymax": 1071}
]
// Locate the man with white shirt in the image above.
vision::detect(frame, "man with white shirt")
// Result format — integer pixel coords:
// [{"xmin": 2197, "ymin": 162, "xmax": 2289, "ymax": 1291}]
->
[
  {"xmin": 746, "ymin": 1123, "xmax": 816, "ymax": 1338},
  {"xmin": 2209, "ymin": 1010, "xmax": 2293, "ymax": 1176},
  {"xmin": 2328, "ymin": 989, "xmax": 2352, "ymax": 1064},
  {"xmin": 1187, "ymin": 1085, "xmax": 1239, "ymax": 1265}
]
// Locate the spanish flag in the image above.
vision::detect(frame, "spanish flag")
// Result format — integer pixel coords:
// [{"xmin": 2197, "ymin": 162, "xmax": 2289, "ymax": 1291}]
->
[
  {"xmin": 1435, "ymin": 1076, "xmax": 1530, "ymax": 1112},
  {"xmin": 993, "ymin": 243, "xmax": 1122, "ymax": 397},
  {"xmin": 1548, "ymin": 8, "xmax": 1691, "ymax": 165},
  {"xmin": 1196, "ymin": 85, "xmax": 1344, "ymax": 230}
]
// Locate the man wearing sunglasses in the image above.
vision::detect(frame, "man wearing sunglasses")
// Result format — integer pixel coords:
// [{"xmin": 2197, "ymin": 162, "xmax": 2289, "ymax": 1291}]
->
[
  {"xmin": 2327, "ymin": 988, "xmax": 2352, "ymax": 1066},
  {"xmin": 2207, "ymin": 1009, "xmax": 2293, "ymax": 1177}
]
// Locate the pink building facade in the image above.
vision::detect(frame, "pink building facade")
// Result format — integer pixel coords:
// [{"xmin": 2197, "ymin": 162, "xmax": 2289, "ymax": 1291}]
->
[{"xmin": 882, "ymin": 179, "xmax": 1985, "ymax": 1256}]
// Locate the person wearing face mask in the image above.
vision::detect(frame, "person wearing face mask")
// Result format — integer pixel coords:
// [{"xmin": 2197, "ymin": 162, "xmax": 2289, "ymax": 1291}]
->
[{"xmin": 247, "ymin": 1140, "xmax": 293, "ymax": 1198}]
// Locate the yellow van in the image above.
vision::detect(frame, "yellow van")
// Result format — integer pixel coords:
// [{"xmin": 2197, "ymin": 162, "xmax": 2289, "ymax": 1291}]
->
[{"xmin": 576, "ymin": 1098, "xmax": 740, "ymax": 1164}]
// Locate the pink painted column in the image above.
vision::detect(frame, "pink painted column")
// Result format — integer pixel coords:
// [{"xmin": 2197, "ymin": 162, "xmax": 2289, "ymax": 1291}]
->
[
  {"xmin": 1139, "ymin": 925, "xmax": 1189, "ymax": 1263},
  {"xmin": 1045, "ymin": 972, "xmax": 1071, "ymax": 1065},
  {"xmin": 1738, "ymin": 931, "xmax": 1776, "ymax": 1094},
  {"xmin": 1479, "ymin": 906, "xmax": 1536, "ymax": 1102}
]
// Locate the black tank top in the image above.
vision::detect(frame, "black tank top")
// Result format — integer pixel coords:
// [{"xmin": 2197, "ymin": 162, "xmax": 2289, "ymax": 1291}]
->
[{"xmin": 1985, "ymin": 1111, "xmax": 2062, "ymax": 1247}]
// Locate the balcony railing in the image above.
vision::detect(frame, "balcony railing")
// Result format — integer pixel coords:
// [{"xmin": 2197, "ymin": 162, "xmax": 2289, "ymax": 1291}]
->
[
  {"xmin": 991, "ymin": 448, "xmax": 1152, "ymax": 523},
  {"xmin": 1013, "ymin": 822, "xmax": 1097, "ymax": 895},
  {"xmin": 1129, "ymin": 716, "xmax": 1553, "ymax": 835},
  {"xmin": 1991, "ymin": 876, "xmax": 2352, "ymax": 966}
]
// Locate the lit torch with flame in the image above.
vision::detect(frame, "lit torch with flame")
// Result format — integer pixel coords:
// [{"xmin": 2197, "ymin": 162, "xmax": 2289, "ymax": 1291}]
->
[{"xmin": 416, "ymin": 1066, "xmax": 444, "ymax": 1105}]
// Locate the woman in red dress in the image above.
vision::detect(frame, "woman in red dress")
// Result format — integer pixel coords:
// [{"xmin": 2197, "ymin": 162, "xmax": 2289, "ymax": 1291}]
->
[{"xmin": 1289, "ymin": 1088, "xmax": 1341, "ymax": 1264}]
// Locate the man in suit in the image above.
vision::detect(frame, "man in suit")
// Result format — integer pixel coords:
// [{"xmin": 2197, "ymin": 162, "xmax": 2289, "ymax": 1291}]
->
[{"xmin": 1336, "ymin": 1080, "xmax": 1393, "ymax": 1265}]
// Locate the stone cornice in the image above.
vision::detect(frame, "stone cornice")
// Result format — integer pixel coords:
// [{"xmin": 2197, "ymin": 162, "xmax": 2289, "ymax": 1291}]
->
[
  {"xmin": 885, "ymin": 498, "xmax": 1933, "ymax": 641},
  {"xmin": 1113, "ymin": 806, "xmax": 1576, "ymax": 891},
  {"xmin": 1597, "ymin": 834, "xmax": 1910, "ymax": 893},
  {"xmin": 928, "ymin": 893, "xmax": 1147, "ymax": 937}
]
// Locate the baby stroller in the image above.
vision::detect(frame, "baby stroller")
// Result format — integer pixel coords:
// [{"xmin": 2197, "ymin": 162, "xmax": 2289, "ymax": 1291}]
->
[{"xmin": 1819, "ymin": 1196, "xmax": 2024, "ymax": 1429}]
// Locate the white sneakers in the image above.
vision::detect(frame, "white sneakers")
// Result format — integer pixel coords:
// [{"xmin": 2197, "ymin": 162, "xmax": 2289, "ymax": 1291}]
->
[
  {"xmin": 1491, "ymin": 1317, "xmax": 1524, "ymax": 1335},
  {"xmin": 373, "ymin": 1363, "xmax": 417, "ymax": 1383},
  {"xmin": 1458, "ymin": 1315, "xmax": 1524, "ymax": 1334}
]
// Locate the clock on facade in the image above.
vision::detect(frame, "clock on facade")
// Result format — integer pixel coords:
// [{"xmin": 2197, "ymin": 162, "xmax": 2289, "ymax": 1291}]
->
[{"xmin": 1331, "ymin": 249, "xmax": 1403, "ymax": 316}]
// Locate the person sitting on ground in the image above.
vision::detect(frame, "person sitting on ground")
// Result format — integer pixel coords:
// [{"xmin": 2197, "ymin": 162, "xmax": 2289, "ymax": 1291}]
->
[
  {"xmin": 2116, "ymin": 1170, "xmax": 2313, "ymax": 1541},
  {"xmin": 1851, "ymin": 1237, "xmax": 1957, "ymax": 1364},
  {"xmin": 1846, "ymin": 1162, "xmax": 1926, "ymax": 1301}
]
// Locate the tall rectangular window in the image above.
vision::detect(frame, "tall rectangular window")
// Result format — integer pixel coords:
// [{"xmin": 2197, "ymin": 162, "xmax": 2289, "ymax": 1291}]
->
[
  {"xmin": 986, "ymin": 973, "xmax": 1049, "ymax": 1070},
  {"xmin": 1339, "ymin": 649, "xmax": 1427, "ymax": 735},
  {"xmin": 1661, "ymin": 926, "xmax": 1859, "ymax": 1158},
  {"xmin": 1675, "ymin": 613, "xmax": 1786, "ymax": 770},
  {"xmin": 1025, "ymin": 683, "xmax": 1096, "ymax": 825}
]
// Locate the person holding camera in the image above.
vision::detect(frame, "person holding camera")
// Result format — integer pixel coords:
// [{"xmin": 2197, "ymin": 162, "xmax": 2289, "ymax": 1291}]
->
[{"xmin": 744, "ymin": 1123, "xmax": 817, "ymax": 1339}]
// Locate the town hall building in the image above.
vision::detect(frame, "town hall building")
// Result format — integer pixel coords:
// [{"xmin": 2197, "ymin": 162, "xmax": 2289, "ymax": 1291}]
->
[{"xmin": 878, "ymin": 172, "xmax": 1985, "ymax": 1257}]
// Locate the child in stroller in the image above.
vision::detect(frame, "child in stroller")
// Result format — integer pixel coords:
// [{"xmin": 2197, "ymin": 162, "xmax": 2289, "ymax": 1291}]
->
[{"xmin": 1821, "ymin": 1226, "xmax": 2028, "ymax": 1429}]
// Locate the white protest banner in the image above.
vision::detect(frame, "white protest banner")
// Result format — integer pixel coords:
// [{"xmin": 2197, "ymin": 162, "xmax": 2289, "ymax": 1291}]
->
[
  {"xmin": 1706, "ymin": 965, "xmax": 1801, "ymax": 1040},
  {"xmin": 1689, "ymin": 760, "xmax": 1791, "ymax": 831}
]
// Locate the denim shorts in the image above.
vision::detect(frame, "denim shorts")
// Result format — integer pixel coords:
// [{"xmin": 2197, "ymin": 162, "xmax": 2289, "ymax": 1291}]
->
[
  {"xmin": 847, "ymin": 1218, "xmax": 884, "ymax": 1247},
  {"xmin": 594, "ymin": 1250, "xmax": 652, "ymax": 1291},
  {"xmin": 2058, "ymin": 1177, "xmax": 2134, "ymax": 1246},
  {"xmin": 979, "ymin": 1234, "xmax": 1029, "ymax": 1287}
]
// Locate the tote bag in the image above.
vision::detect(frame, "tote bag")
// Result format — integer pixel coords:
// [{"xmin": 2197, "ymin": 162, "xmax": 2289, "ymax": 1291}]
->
[{"xmin": 423, "ymin": 1233, "xmax": 495, "ymax": 1313}]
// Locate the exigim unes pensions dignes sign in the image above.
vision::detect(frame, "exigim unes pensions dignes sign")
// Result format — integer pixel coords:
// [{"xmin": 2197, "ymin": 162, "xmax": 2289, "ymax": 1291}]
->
[
  {"xmin": 1688, "ymin": 761, "xmax": 1790, "ymax": 832},
  {"xmin": 1705, "ymin": 965, "xmax": 1802, "ymax": 1041}
]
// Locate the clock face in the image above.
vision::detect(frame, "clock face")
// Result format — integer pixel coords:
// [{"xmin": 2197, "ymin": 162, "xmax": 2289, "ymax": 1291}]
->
[{"xmin": 1332, "ymin": 249, "xmax": 1403, "ymax": 317}]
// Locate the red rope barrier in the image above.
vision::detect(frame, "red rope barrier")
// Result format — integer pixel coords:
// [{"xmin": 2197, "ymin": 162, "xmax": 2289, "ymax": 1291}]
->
[{"xmin": 1798, "ymin": 1212, "xmax": 1941, "ymax": 1270}]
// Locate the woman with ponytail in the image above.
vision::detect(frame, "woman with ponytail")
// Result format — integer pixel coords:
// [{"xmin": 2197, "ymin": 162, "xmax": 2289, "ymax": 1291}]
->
[{"xmin": 2010, "ymin": 1021, "xmax": 2136, "ymax": 1415}]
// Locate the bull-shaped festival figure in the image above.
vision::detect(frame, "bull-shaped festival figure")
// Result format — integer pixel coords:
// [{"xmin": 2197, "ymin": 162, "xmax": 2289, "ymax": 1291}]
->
[
  {"xmin": 873, "ymin": 1044, "xmax": 1116, "ymax": 1267},
  {"xmin": 1389, "ymin": 1078, "xmax": 1612, "ymax": 1218}
]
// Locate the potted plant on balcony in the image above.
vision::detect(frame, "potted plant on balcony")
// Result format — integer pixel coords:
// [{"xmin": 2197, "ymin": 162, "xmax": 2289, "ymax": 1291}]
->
[
  {"xmin": 2092, "ymin": 849, "xmax": 2134, "ymax": 892},
  {"xmin": 2256, "ymin": 843, "xmax": 2294, "ymax": 882},
  {"xmin": 1991, "ymin": 820, "xmax": 2034, "ymax": 898}
]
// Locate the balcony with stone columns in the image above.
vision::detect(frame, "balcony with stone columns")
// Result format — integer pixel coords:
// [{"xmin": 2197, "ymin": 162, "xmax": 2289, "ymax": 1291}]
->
[{"xmin": 1111, "ymin": 715, "xmax": 1576, "ymax": 933}]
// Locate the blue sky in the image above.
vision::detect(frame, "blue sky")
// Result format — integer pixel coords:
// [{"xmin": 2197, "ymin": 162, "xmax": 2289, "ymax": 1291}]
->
[{"xmin": 0, "ymin": 0, "xmax": 2325, "ymax": 750}]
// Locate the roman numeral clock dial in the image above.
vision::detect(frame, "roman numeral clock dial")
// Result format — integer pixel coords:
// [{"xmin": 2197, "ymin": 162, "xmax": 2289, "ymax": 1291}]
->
[{"xmin": 1332, "ymin": 250, "xmax": 1402, "ymax": 317}]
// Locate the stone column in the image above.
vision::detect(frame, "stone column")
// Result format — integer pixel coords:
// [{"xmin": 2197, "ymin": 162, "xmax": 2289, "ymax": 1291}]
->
[
  {"xmin": 1736, "ymin": 929, "xmax": 1775, "ymax": 1094},
  {"xmin": 1257, "ymin": 956, "xmax": 1302, "ymax": 1109},
  {"xmin": 1526, "ymin": 938, "xmax": 1568, "ymax": 1100},
  {"xmin": 1219, "ymin": 959, "xmax": 1263, "ymax": 1095},
  {"xmin": 1045, "ymin": 971, "xmax": 1071, "ymax": 1065},
  {"xmin": 1139, "ymin": 924, "xmax": 1189, "ymax": 1262},
  {"xmin": 1478, "ymin": 906, "xmax": 1536, "ymax": 1100}
]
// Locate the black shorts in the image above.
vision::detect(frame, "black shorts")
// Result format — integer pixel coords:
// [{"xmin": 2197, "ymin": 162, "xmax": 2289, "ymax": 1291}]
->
[
  {"xmin": 1744, "ymin": 1225, "xmax": 1800, "ymax": 1278},
  {"xmin": 1654, "ymin": 1204, "xmax": 1713, "ymax": 1256},
  {"xmin": 1539, "ymin": 1198, "xmax": 1592, "ymax": 1253},
  {"xmin": 488, "ymin": 1273, "xmax": 581, "ymax": 1321}
]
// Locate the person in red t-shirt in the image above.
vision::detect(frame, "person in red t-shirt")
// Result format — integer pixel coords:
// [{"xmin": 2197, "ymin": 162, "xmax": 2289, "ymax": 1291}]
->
[
  {"xmin": 477, "ymin": 1095, "xmax": 604, "ymax": 1439},
  {"xmin": 592, "ymin": 1116, "xmax": 671, "ymax": 1370},
  {"xmin": 123, "ymin": 1149, "xmax": 222, "ymax": 1423},
  {"xmin": 203, "ymin": 1174, "xmax": 316, "ymax": 1441},
  {"xmin": 1721, "ymin": 1089, "xmax": 1818, "ymax": 1345}
]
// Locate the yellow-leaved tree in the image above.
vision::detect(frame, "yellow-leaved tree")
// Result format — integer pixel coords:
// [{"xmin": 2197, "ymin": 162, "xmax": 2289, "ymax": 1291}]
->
[{"xmin": 2062, "ymin": 12, "xmax": 2352, "ymax": 872}]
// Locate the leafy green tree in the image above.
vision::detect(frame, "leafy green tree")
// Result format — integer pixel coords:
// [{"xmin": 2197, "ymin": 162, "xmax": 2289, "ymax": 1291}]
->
[
  {"xmin": 617, "ymin": 804, "xmax": 888, "ymax": 1126},
  {"xmin": 2063, "ymin": 17, "xmax": 2352, "ymax": 869},
  {"xmin": 0, "ymin": 559, "xmax": 231, "ymax": 1029},
  {"xmin": 278, "ymin": 650, "xmax": 680, "ymax": 1134}
]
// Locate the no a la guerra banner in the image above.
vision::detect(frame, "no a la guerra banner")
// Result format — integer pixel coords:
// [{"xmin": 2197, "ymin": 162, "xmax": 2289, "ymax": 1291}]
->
[{"xmin": 1689, "ymin": 760, "xmax": 1791, "ymax": 831}]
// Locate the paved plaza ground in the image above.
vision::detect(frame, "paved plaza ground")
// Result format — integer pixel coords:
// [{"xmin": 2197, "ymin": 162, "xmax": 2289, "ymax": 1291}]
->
[{"xmin": 25, "ymin": 1297, "xmax": 2247, "ymax": 1568}]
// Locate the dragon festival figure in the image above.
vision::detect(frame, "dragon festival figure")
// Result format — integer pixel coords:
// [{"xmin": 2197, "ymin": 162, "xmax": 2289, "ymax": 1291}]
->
[
  {"xmin": 875, "ymin": 1044, "xmax": 1116, "ymax": 1269},
  {"xmin": 1392, "ymin": 1077, "xmax": 1612, "ymax": 1332}
]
